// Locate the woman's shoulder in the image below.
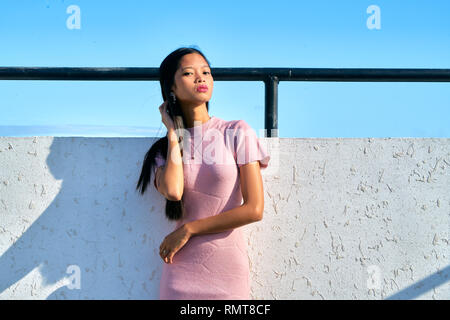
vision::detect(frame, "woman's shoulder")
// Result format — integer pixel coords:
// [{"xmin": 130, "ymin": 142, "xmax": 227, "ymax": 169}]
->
[{"xmin": 216, "ymin": 117, "xmax": 251, "ymax": 131}]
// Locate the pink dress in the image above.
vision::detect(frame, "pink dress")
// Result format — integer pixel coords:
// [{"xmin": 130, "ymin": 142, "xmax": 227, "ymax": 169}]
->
[{"xmin": 153, "ymin": 115, "xmax": 270, "ymax": 300}]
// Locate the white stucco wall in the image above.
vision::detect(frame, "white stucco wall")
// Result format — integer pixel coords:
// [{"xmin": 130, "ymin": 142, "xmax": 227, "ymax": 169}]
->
[{"xmin": 0, "ymin": 136, "xmax": 448, "ymax": 300}]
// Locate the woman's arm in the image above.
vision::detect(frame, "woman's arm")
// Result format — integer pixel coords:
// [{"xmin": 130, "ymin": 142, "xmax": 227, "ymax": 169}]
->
[
  {"xmin": 185, "ymin": 161, "xmax": 265, "ymax": 236},
  {"xmin": 157, "ymin": 128, "xmax": 184, "ymax": 201}
]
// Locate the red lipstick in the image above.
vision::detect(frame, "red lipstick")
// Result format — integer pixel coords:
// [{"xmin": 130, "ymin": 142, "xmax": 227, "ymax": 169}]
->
[{"xmin": 197, "ymin": 85, "xmax": 208, "ymax": 92}]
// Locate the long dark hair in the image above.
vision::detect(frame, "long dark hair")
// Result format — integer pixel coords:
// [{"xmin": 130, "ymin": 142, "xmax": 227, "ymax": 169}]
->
[{"xmin": 136, "ymin": 46, "xmax": 211, "ymax": 221}]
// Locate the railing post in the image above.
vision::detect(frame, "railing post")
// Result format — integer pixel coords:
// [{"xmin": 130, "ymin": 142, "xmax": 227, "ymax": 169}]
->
[{"xmin": 264, "ymin": 75, "xmax": 279, "ymax": 137}]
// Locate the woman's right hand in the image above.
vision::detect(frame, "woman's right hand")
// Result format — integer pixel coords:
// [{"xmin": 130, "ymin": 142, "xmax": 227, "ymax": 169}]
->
[{"xmin": 159, "ymin": 100, "xmax": 176, "ymax": 131}]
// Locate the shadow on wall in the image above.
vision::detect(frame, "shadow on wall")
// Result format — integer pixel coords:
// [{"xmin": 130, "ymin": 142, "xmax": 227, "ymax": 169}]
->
[
  {"xmin": 0, "ymin": 137, "xmax": 172, "ymax": 299},
  {"xmin": 385, "ymin": 265, "xmax": 449, "ymax": 300}
]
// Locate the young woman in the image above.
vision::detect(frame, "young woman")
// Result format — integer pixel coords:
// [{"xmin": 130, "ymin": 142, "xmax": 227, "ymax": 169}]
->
[{"xmin": 136, "ymin": 47, "xmax": 270, "ymax": 300}]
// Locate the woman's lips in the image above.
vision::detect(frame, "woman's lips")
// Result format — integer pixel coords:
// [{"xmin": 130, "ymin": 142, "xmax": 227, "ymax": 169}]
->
[{"xmin": 197, "ymin": 86, "xmax": 208, "ymax": 92}]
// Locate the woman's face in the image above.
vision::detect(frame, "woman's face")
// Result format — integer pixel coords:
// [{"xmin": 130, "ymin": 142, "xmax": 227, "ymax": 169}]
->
[{"xmin": 171, "ymin": 53, "xmax": 213, "ymax": 107}]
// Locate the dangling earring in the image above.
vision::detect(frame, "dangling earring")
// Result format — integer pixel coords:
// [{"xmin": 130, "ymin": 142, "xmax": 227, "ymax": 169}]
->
[{"xmin": 170, "ymin": 92, "xmax": 176, "ymax": 105}]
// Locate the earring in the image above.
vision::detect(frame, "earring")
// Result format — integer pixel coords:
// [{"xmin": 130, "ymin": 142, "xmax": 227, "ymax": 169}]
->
[{"xmin": 170, "ymin": 92, "xmax": 176, "ymax": 104}]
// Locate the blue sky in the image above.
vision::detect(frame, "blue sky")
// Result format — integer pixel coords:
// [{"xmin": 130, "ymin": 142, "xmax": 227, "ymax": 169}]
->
[{"xmin": 0, "ymin": 0, "xmax": 449, "ymax": 138}]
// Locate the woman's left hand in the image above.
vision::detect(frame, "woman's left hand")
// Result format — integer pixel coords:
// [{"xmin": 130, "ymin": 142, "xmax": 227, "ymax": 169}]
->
[{"xmin": 159, "ymin": 224, "xmax": 192, "ymax": 264}]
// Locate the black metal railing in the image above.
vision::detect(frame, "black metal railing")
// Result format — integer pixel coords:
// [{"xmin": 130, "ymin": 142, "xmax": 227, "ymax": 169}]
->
[{"xmin": 1, "ymin": 67, "xmax": 450, "ymax": 137}]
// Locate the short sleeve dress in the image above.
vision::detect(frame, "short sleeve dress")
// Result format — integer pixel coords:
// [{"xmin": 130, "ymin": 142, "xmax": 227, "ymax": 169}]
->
[{"xmin": 153, "ymin": 115, "xmax": 270, "ymax": 300}]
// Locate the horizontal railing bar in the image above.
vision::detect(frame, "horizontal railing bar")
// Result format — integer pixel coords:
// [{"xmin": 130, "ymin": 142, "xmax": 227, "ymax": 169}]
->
[
  {"xmin": 1, "ymin": 67, "xmax": 449, "ymax": 82},
  {"xmin": 1, "ymin": 66, "xmax": 449, "ymax": 138}
]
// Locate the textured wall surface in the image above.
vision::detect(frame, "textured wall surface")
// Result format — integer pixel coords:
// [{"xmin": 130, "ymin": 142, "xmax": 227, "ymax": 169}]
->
[{"xmin": 0, "ymin": 136, "xmax": 448, "ymax": 300}]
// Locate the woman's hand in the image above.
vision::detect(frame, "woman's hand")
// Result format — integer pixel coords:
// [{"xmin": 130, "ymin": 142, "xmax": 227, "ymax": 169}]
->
[
  {"xmin": 159, "ymin": 224, "xmax": 192, "ymax": 264},
  {"xmin": 159, "ymin": 100, "xmax": 176, "ymax": 131}
]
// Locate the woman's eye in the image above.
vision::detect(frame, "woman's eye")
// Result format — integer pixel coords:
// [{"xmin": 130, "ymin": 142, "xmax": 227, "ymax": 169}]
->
[{"xmin": 183, "ymin": 71, "xmax": 210, "ymax": 76}]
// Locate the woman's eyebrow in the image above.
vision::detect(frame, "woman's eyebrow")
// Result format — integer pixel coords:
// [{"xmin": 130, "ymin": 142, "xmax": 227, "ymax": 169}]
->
[{"xmin": 182, "ymin": 65, "xmax": 210, "ymax": 70}]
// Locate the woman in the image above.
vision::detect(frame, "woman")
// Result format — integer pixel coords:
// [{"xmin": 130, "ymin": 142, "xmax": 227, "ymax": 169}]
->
[{"xmin": 136, "ymin": 47, "xmax": 270, "ymax": 300}]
